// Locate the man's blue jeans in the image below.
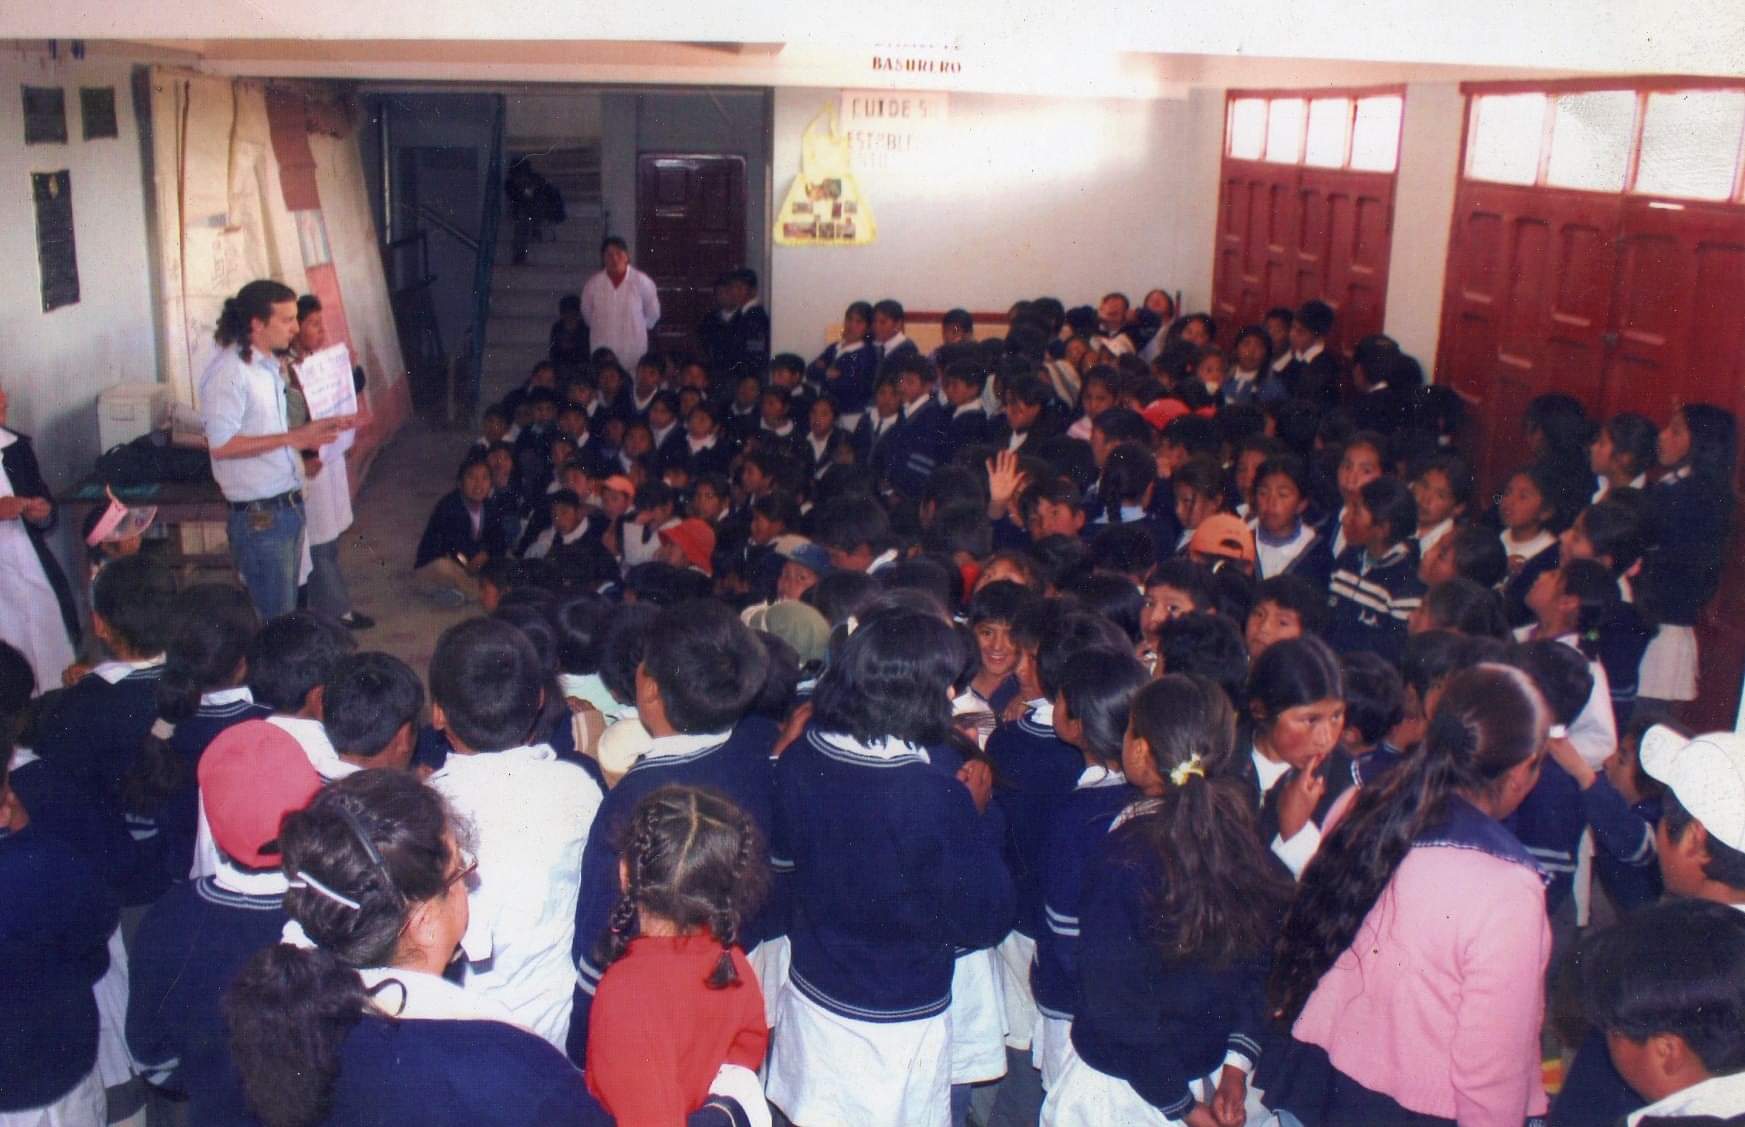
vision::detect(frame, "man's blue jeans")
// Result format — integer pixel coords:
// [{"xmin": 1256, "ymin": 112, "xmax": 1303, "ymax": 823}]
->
[{"xmin": 227, "ymin": 500, "xmax": 304, "ymax": 620}]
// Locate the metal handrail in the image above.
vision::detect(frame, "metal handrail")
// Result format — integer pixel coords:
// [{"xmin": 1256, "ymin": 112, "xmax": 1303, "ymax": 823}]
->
[{"xmin": 399, "ymin": 200, "xmax": 480, "ymax": 253}]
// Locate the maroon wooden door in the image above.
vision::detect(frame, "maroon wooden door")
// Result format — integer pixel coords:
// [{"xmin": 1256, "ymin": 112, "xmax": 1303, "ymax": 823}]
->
[
  {"xmin": 1212, "ymin": 163, "xmax": 1395, "ymax": 353},
  {"xmin": 1438, "ymin": 182, "xmax": 1622, "ymax": 492},
  {"xmin": 1606, "ymin": 200, "xmax": 1745, "ymax": 728},
  {"xmin": 636, "ymin": 153, "xmax": 746, "ymax": 357}
]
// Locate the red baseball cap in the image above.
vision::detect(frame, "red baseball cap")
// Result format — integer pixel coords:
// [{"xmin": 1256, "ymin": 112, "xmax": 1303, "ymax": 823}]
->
[
  {"xmin": 198, "ymin": 719, "xmax": 322, "ymax": 869},
  {"xmin": 659, "ymin": 518, "xmax": 717, "ymax": 575}
]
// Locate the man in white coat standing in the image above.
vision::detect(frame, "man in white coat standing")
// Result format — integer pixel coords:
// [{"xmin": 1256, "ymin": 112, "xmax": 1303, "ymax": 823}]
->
[{"xmin": 580, "ymin": 236, "xmax": 661, "ymax": 367}]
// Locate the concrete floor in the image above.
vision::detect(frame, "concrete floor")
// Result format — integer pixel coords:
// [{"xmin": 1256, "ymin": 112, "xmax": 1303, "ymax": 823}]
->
[{"xmin": 331, "ymin": 410, "xmax": 479, "ymax": 676}]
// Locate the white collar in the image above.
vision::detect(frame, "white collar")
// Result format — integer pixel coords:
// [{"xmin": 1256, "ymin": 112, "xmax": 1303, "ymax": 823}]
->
[
  {"xmin": 1230, "ymin": 367, "xmax": 1258, "ymax": 385},
  {"xmin": 952, "ymin": 401, "xmax": 984, "ymax": 418},
  {"xmin": 1076, "ymin": 764, "xmax": 1126, "ymax": 789},
  {"xmin": 1627, "ymin": 1071, "xmax": 1745, "ymax": 1127},
  {"xmin": 1028, "ymin": 700, "xmax": 1056, "ymax": 726},
  {"xmin": 762, "ymin": 420, "xmax": 794, "ymax": 437},
  {"xmin": 266, "ymin": 714, "xmax": 354, "ymax": 781},
  {"xmin": 0, "ymin": 427, "xmax": 16, "ymax": 451},
  {"xmin": 633, "ymin": 387, "xmax": 658, "ymax": 410},
  {"xmin": 688, "ymin": 433, "xmax": 717, "ymax": 452},
  {"xmin": 91, "ymin": 655, "xmax": 166, "ymax": 684},
  {"xmin": 201, "ymin": 686, "xmax": 254, "ymax": 706},
  {"xmin": 651, "ymin": 421, "xmax": 676, "ymax": 445},
  {"xmin": 902, "ymin": 394, "xmax": 931, "ymax": 418},
  {"xmin": 1296, "ymin": 341, "xmax": 1325, "ymax": 363},
  {"xmin": 837, "ymin": 340, "xmax": 866, "ymax": 356},
  {"xmin": 739, "ymin": 298, "xmax": 761, "ymax": 314},
  {"xmin": 215, "ymin": 854, "xmax": 289, "ymax": 897},
  {"xmin": 429, "ymin": 743, "xmax": 557, "ymax": 783},
  {"xmin": 872, "ymin": 411, "xmax": 896, "ymax": 431},
  {"xmin": 881, "ymin": 331, "xmax": 909, "ymax": 351},
  {"xmin": 643, "ymin": 730, "xmax": 731, "ymax": 761},
  {"xmin": 1252, "ymin": 746, "xmax": 1292, "ymax": 792},
  {"xmin": 557, "ymin": 523, "xmax": 589, "ymax": 545},
  {"xmin": 809, "ymin": 431, "xmax": 832, "ymax": 453},
  {"xmin": 358, "ymin": 965, "xmax": 527, "ymax": 1029},
  {"xmin": 867, "ymin": 547, "xmax": 900, "ymax": 573},
  {"xmin": 816, "ymin": 730, "xmax": 930, "ymax": 764},
  {"xmin": 1270, "ymin": 352, "xmax": 1292, "ymax": 373}
]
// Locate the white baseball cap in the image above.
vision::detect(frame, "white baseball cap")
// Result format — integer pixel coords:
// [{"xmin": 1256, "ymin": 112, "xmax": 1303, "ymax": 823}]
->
[{"xmin": 1639, "ymin": 725, "xmax": 1745, "ymax": 852}]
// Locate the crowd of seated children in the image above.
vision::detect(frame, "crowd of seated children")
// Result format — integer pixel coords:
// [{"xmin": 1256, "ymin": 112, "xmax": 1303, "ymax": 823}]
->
[{"xmin": 9, "ymin": 281, "xmax": 1745, "ymax": 1127}]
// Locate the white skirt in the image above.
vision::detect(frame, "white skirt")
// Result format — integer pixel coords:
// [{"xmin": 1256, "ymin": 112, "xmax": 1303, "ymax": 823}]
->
[
  {"xmin": 766, "ymin": 984, "xmax": 952, "ymax": 1127},
  {"xmin": 1032, "ymin": 1013, "xmax": 1073, "ymax": 1091},
  {"xmin": 1042, "ymin": 1041, "xmax": 1269, "ymax": 1127},
  {"xmin": 92, "ymin": 927, "xmax": 133, "ymax": 1089},
  {"xmin": 949, "ymin": 949, "xmax": 1008, "ymax": 1084},
  {"xmin": 748, "ymin": 936, "xmax": 791, "ymax": 1030},
  {"xmin": 0, "ymin": 1066, "xmax": 105, "ymax": 1127},
  {"xmin": 1639, "ymin": 624, "xmax": 1699, "ymax": 701},
  {"xmin": 995, "ymin": 931, "xmax": 1039, "ymax": 1051}
]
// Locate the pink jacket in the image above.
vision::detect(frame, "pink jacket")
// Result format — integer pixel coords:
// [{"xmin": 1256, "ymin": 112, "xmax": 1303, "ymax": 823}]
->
[{"xmin": 1291, "ymin": 843, "xmax": 1551, "ymax": 1126}]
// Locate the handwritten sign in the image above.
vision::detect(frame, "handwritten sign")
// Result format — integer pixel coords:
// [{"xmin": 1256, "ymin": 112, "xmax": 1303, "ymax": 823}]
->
[
  {"xmin": 295, "ymin": 343, "xmax": 358, "ymax": 462},
  {"xmin": 838, "ymin": 91, "xmax": 949, "ymax": 170}
]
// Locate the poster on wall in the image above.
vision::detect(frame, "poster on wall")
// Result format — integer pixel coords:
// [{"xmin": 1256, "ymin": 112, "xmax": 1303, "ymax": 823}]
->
[
  {"xmin": 774, "ymin": 104, "xmax": 876, "ymax": 247},
  {"xmin": 838, "ymin": 90, "xmax": 949, "ymax": 170},
  {"xmin": 33, "ymin": 171, "xmax": 79, "ymax": 312}
]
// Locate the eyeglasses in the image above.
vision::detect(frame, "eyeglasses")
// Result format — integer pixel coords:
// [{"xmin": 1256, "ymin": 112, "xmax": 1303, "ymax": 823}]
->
[{"xmin": 444, "ymin": 848, "xmax": 478, "ymax": 892}]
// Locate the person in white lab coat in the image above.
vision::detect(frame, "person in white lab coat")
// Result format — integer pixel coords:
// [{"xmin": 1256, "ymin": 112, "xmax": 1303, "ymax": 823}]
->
[{"xmin": 580, "ymin": 236, "xmax": 661, "ymax": 368}]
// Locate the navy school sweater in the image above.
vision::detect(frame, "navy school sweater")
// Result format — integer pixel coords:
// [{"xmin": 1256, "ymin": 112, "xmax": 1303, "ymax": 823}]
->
[
  {"xmin": 145, "ymin": 697, "xmax": 272, "ymax": 896},
  {"xmin": 1641, "ymin": 472, "xmax": 1733, "ymax": 627},
  {"xmin": 566, "ymin": 716, "xmax": 779, "ymax": 1065},
  {"xmin": 1503, "ymin": 758, "xmax": 1585, "ymax": 914},
  {"xmin": 1069, "ymin": 817, "xmax": 1270, "ymax": 1120},
  {"xmin": 1591, "ymin": 789, "xmax": 1662, "ymax": 914},
  {"xmin": 771, "ymin": 727, "xmax": 1015, "ymax": 1023},
  {"xmin": 7, "ymin": 751, "xmax": 142, "ymax": 903},
  {"xmin": 988, "ymin": 705, "xmax": 1092, "ymax": 940},
  {"xmin": 33, "ymin": 665, "xmax": 163, "ymax": 806},
  {"xmin": 1030, "ymin": 779, "xmax": 1138, "ymax": 1021},
  {"xmin": 0, "ymin": 825, "xmax": 119, "ymax": 1113},
  {"xmin": 1501, "ymin": 541, "xmax": 1561, "ymax": 629},
  {"xmin": 1325, "ymin": 543, "xmax": 1425, "ymax": 666},
  {"xmin": 126, "ymin": 876, "xmax": 288, "ymax": 1121}
]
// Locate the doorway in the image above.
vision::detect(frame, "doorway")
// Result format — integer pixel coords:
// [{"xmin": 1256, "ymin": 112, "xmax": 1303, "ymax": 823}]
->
[
  {"xmin": 1437, "ymin": 80, "xmax": 1745, "ymax": 727},
  {"xmin": 637, "ymin": 153, "xmax": 747, "ymax": 358}
]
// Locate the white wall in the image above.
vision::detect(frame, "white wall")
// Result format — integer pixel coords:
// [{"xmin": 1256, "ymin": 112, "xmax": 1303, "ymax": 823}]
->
[
  {"xmin": 766, "ymin": 88, "xmax": 1209, "ymax": 354},
  {"xmin": 1382, "ymin": 82, "xmax": 1465, "ymax": 370},
  {"xmin": 0, "ymin": 50, "xmax": 157, "ymax": 490}
]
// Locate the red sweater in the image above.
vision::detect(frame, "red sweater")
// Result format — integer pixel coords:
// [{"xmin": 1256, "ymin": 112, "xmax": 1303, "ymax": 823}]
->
[{"xmin": 586, "ymin": 933, "xmax": 769, "ymax": 1125}]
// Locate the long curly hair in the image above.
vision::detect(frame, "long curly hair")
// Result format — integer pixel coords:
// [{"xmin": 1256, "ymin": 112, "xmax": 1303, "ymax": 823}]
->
[
  {"xmin": 594, "ymin": 785, "xmax": 770, "ymax": 990},
  {"xmin": 1268, "ymin": 664, "xmax": 1547, "ymax": 1023},
  {"xmin": 1124, "ymin": 674, "xmax": 1295, "ymax": 966}
]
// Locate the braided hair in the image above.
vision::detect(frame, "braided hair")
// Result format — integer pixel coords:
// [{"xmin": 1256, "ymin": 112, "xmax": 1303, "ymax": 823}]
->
[
  {"xmin": 595, "ymin": 785, "xmax": 770, "ymax": 990},
  {"xmin": 214, "ymin": 279, "xmax": 297, "ymax": 362}
]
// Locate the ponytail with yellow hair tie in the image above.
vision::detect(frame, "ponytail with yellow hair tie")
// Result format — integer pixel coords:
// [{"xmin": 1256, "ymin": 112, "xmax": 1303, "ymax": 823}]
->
[{"xmin": 1168, "ymin": 754, "xmax": 1205, "ymax": 787}]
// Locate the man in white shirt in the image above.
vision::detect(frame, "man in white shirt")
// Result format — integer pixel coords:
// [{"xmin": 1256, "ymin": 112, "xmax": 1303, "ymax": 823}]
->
[
  {"xmin": 580, "ymin": 236, "xmax": 661, "ymax": 367},
  {"xmin": 200, "ymin": 279, "xmax": 349, "ymax": 620}
]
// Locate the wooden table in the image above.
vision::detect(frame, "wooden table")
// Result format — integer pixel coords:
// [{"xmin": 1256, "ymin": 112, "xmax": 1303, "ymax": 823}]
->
[{"xmin": 59, "ymin": 476, "xmax": 234, "ymax": 569}]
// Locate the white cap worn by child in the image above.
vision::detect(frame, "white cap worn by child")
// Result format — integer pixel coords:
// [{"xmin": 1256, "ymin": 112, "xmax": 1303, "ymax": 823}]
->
[{"xmin": 1639, "ymin": 725, "xmax": 1745, "ymax": 852}]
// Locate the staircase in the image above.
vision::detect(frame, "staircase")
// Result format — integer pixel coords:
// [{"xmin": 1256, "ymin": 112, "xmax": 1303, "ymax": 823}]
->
[{"xmin": 479, "ymin": 142, "xmax": 605, "ymax": 404}]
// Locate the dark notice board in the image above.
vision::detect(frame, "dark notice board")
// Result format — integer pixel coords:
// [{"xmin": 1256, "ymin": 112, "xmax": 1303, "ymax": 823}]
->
[
  {"xmin": 81, "ymin": 86, "xmax": 117, "ymax": 140},
  {"xmin": 22, "ymin": 85, "xmax": 67, "ymax": 144},
  {"xmin": 33, "ymin": 171, "xmax": 79, "ymax": 312}
]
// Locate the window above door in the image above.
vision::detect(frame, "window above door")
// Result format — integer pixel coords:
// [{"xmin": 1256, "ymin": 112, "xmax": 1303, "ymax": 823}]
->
[
  {"xmin": 1463, "ymin": 79, "xmax": 1745, "ymax": 203},
  {"xmin": 1226, "ymin": 88, "xmax": 1403, "ymax": 173}
]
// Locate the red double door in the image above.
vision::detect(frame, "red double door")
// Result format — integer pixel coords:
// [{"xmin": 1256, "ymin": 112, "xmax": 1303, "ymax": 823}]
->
[
  {"xmin": 1211, "ymin": 159, "xmax": 1396, "ymax": 354},
  {"xmin": 1439, "ymin": 182, "xmax": 1745, "ymax": 727}
]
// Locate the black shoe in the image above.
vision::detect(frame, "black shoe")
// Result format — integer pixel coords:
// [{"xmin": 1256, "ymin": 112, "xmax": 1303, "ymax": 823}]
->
[{"xmin": 340, "ymin": 611, "xmax": 375, "ymax": 630}]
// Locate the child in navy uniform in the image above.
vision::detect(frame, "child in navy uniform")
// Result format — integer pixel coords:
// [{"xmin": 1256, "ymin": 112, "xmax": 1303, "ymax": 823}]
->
[
  {"xmin": 1030, "ymin": 649, "xmax": 1148, "ymax": 1091},
  {"xmin": 569, "ymin": 600, "xmax": 776, "ymax": 1065},
  {"xmin": 127, "ymin": 720, "xmax": 321, "ymax": 1123},
  {"xmin": 1043, "ymin": 674, "xmax": 1291, "ymax": 1125},
  {"xmin": 1497, "ymin": 463, "xmax": 1565, "ymax": 628},
  {"xmin": 767, "ymin": 605, "xmax": 1014, "ymax": 1127},
  {"xmin": 587, "ymin": 786, "xmax": 772, "ymax": 1125},
  {"xmin": 32, "ymin": 554, "xmax": 175, "ymax": 849},
  {"xmin": 0, "ymin": 729, "xmax": 120, "ymax": 1125},
  {"xmin": 224, "ymin": 769, "xmax": 604, "ymax": 1127},
  {"xmin": 1326, "ymin": 476, "xmax": 1425, "ymax": 665}
]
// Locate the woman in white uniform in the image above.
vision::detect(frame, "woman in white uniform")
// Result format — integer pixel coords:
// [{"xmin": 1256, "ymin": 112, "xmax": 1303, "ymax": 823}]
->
[{"xmin": 0, "ymin": 384, "xmax": 79, "ymax": 692}]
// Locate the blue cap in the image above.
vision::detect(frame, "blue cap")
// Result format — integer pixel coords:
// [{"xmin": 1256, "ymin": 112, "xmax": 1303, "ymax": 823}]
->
[{"xmin": 778, "ymin": 540, "xmax": 832, "ymax": 577}]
